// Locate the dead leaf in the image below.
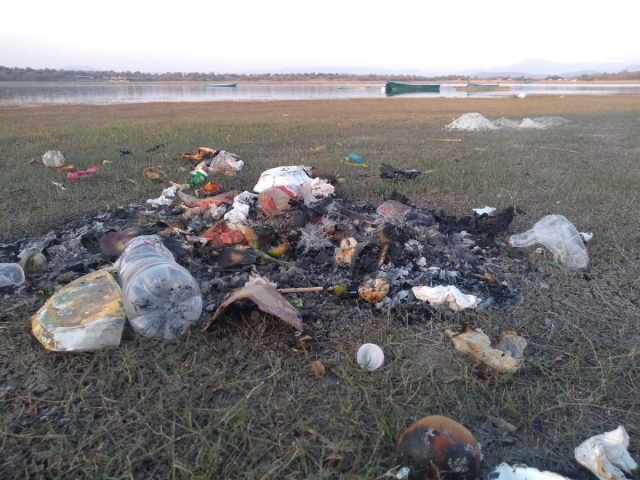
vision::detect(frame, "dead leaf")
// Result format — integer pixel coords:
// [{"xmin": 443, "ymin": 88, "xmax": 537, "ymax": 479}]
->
[
  {"xmin": 311, "ymin": 145, "xmax": 327, "ymax": 152},
  {"xmin": 178, "ymin": 147, "xmax": 219, "ymax": 162},
  {"xmin": 204, "ymin": 284, "xmax": 303, "ymax": 331},
  {"xmin": 102, "ymin": 160, "xmax": 113, "ymax": 166},
  {"xmin": 311, "ymin": 361, "xmax": 326, "ymax": 377},
  {"xmin": 142, "ymin": 166, "xmax": 164, "ymax": 181}
]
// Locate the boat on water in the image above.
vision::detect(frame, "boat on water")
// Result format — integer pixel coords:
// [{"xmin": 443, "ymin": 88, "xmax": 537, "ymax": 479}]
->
[
  {"xmin": 456, "ymin": 81, "xmax": 510, "ymax": 92},
  {"xmin": 205, "ymin": 83, "xmax": 237, "ymax": 88},
  {"xmin": 385, "ymin": 81, "xmax": 440, "ymax": 95}
]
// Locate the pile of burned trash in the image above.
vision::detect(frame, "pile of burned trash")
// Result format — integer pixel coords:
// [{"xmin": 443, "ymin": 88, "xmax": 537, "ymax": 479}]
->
[{"xmin": 1, "ymin": 149, "xmax": 529, "ymax": 347}]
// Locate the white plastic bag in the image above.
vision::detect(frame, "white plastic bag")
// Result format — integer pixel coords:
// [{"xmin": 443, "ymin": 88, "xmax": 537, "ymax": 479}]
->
[
  {"xmin": 42, "ymin": 150, "xmax": 66, "ymax": 167},
  {"xmin": 253, "ymin": 166, "xmax": 313, "ymax": 193},
  {"xmin": 412, "ymin": 285, "xmax": 479, "ymax": 311},
  {"xmin": 509, "ymin": 215, "xmax": 588, "ymax": 269}
]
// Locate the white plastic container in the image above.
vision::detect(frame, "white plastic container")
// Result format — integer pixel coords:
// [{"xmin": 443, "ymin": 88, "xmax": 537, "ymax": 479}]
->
[
  {"xmin": 0, "ymin": 263, "xmax": 25, "ymax": 287},
  {"xmin": 118, "ymin": 235, "xmax": 202, "ymax": 339},
  {"xmin": 357, "ymin": 343, "xmax": 385, "ymax": 371}
]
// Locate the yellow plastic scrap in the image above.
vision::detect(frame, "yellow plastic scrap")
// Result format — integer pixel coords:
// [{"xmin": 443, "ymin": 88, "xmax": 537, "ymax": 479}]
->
[{"xmin": 32, "ymin": 270, "xmax": 126, "ymax": 352}]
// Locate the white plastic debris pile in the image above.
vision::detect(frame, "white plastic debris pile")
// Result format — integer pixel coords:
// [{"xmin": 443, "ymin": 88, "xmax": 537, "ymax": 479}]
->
[
  {"xmin": 446, "ymin": 113, "xmax": 499, "ymax": 131},
  {"xmin": 518, "ymin": 92, "xmax": 528, "ymax": 98},
  {"xmin": 445, "ymin": 324, "xmax": 527, "ymax": 373},
  {"xmin": 41, "ymin": 150, "xmax": 66, "ymax": 168},
  {"xmin": 489, "ymin": 463, "xmax": 572, "ymax": 480},
  {"xmin": 146, "ymin": 185, "xmax": 177, "ymax": 207},
  {"xmin": 510, "ymin": 215, "xmax": 589, "ymax": 269},
  {"xmin": 574, "ymin": 426, "xmax": 638, "ymax": 480},
  {"xmin": 519, "ymin": 118, "xmax": 548, "ymax": 129},
  {"xmin": 412, "ymin": 285, "xmax": 479, "ymax": 311}
]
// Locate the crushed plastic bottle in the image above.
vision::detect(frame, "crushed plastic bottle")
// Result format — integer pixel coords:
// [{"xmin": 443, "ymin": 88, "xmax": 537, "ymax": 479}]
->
[
  {"xmin": 377, "ymin": 200, "xmax": 435, "ymax": 230},
  {"xmin": 0, "ymin": 263, "xmax": 25, "ymax": 287},
  {"xmin": 509, "ymin": 215, "xmax": 588, "ymax": 269},
  {"xmin": 118, "ymin": 235, "xmax": 202, "ymax": 339}
]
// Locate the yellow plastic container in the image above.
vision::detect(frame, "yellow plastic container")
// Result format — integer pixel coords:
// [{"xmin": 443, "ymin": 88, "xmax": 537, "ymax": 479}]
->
[{"xmin": 32, "ymin": 270, "xmax": 126, "ymax": 351}]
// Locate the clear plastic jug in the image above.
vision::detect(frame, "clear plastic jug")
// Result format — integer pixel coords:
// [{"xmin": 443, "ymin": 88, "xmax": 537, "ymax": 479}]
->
[
  {"xmin": 118, "ymin": 235, "xmax": 202, "ymax": 339},
  {"xmin": 0, "ymin": 263, "xmax": 25, "ymax": 288},
  {"xmin": 509, "ymin": 215, "xmax": 588, "ymax": 269}
]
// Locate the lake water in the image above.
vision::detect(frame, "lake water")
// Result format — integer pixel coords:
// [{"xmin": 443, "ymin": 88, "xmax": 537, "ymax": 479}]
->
[{"xmin": 1, "ymin": 82, "xmax": 639, "ymax": 107}]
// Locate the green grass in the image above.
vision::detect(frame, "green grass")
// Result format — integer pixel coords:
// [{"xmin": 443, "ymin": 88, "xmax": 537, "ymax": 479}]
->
[{"xmin": 0, "ymin": 97, "xmax": 639, "ymax": 479}]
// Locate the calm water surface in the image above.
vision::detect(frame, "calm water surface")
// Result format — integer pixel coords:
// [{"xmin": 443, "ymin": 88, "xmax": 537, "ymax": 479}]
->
[{"xmin": 1, "ymin": 82, "xmax": 639, "ymax": 106}]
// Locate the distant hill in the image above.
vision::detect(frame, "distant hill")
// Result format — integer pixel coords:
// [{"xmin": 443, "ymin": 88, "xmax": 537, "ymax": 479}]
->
[{"xmin": 461, "ymin": 59, "xmax": 637, "ymax": 78}]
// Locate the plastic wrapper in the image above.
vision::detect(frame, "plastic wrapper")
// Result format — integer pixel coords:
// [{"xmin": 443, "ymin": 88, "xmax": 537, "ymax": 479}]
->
[{"xmin": 31, "ymin": 270, "xmax": 126, "ymax": 351}]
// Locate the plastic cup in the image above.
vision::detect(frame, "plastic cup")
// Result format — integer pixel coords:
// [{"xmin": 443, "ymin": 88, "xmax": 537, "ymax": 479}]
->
[{"xmin": 357, "ymin": 343, "xmax": 384, "ymax": 371}]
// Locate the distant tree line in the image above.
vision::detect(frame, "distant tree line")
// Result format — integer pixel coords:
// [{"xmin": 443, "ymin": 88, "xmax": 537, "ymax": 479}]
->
[
  {"xmin": 544, "ymin": 70, "xmax": 640, "ymax": 81},
  {"xmin": 0, "ymin": 66, "xmax": 478, "ymax": 82}
]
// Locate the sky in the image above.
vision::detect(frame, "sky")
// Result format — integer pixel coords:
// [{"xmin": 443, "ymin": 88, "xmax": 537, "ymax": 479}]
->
[{"xmin": 1, "ymin": 0, "xmax": 639, "ymax": 73}]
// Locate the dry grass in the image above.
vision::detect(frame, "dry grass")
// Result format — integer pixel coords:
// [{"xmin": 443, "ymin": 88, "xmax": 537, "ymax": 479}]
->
[{"xmin": 0, "ymin": 97, "xmax": 639, "ymax": 479}]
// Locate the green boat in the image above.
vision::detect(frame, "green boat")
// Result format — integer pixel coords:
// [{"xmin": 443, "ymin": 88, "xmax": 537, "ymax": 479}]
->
[
  {"xmin": 205, "ymin": 83, "xmax": 237, "ymax": 88},
  {"xmin": 385, "ymin": 81, "xmax": 440, "ymax": 95}
]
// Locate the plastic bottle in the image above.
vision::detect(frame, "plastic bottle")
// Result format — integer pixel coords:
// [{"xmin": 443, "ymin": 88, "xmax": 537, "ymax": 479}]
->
[
  {"xmin": 0, "ymin": 263, "xmax": 25, "ymax": 288},
  {"xmin": 509, "ymin": 215, "xmax": 588, "ymax": 269},
  {"xmin": 118, "ymin": 235, "xmax": 202, "ymax": 339}
]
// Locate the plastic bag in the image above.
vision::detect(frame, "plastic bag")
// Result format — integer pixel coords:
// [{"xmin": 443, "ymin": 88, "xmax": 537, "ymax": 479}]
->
[
  {"xmin": 509, "ymin": 215, "xmax": 588, "ymax": 269},
  {"xmin": 253, "ymin": 166, "xmax": 313, "ymax": 193},
  {"xmin": 412, "ymin": 285, "xmax": 479, "ymax": 311},
  {"xmin": 67, "ymin": 166, "xmax": 98, "ymax": 180},
  {"xmin": 42, "ymin": 150, "xmax": 66, "ymax": 168}
]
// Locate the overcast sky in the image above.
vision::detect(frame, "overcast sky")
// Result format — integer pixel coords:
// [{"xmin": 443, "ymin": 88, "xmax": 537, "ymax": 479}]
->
[{"xmin": 1, "ymin": 0, "xmax": 639, "ymax": 73}]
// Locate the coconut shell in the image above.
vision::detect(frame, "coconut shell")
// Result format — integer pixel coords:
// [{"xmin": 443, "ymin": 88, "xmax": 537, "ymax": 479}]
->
[{"xmin": 396, "ymin": 415, "xmax": 481, "ymax": 480}]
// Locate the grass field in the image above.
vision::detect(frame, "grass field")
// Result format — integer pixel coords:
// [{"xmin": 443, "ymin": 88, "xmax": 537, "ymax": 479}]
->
[{"xmin": 1, "ymin": 96, "xmax": 639, "ymax": 479}]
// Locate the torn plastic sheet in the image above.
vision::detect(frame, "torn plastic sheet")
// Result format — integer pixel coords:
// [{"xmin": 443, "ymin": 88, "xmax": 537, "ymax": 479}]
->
[
  {"xmin": 412, "ymin": 285, "xmax": 479, "ymax": 311},
  {"xmin": 575, "ymin": 426, "xmax": 638, "ymax": 480},
  {"xmin": 488, "ymin": 463, "xmax": 572, "ymax": 480},
  {"xmin": 245, "ymin": 272, "xmax": 278, "ymax": 288},
  {"xmin": 473, "ymin": 206, "xmax": 497, "ymax": 216},
  {"xmin": 146, "ymin": 185, "xmax": 177, "ymax": 207},
  {"xmin": 445, "ymin": 323, "xmax": 527, "ymax": 373},
  {"xmin": 204, "ymin": 284, "xmax": 303, "ymax": 331},
  {"xmin": 223, "ymin": 191, "xmax": 257, "ymax": 224}
]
